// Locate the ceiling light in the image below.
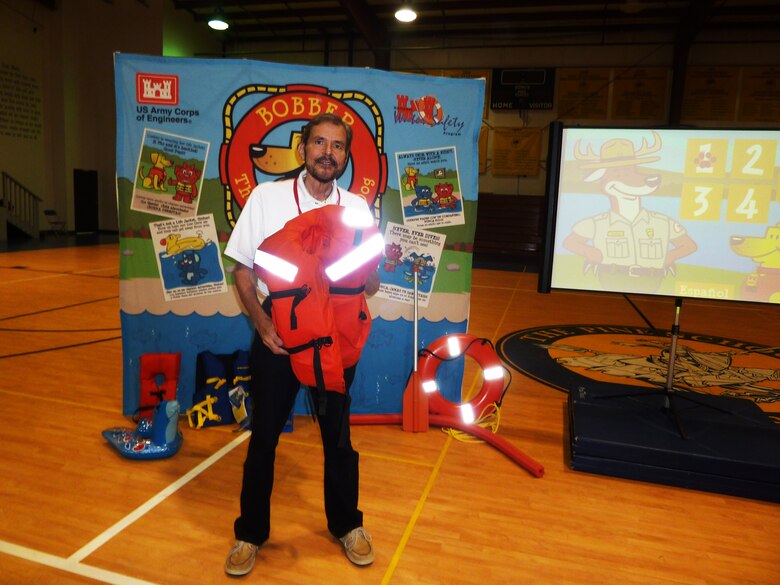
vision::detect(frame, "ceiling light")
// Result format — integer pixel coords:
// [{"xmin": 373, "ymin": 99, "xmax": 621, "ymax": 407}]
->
[
  {"xmin": 208, "ymin": 10, "xmax": 229, "ymax": 31},
  {"xmin": 395, "ymin": 4, "xmax": 417, "ymax": 23}
]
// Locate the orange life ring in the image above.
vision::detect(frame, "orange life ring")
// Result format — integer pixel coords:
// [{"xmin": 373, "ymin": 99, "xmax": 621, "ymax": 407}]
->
[{"xmin": 417, "ymin": 333, "xmax": 505, "ymax": 423}]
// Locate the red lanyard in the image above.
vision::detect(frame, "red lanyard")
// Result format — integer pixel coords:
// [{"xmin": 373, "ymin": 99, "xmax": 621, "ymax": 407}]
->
[{"xmin": 293, "ymin": 178, "xmax": 341, "ymax": 215}]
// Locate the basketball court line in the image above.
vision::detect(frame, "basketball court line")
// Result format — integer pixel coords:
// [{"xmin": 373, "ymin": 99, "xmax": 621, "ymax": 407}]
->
[
  {"xmin": 0, "ymin": 540, "xmax": 156, "ymax": 585},
  {"xmin": 1, "ymin": 274, "xmax": 526, "ymax": 583},
  {"xmin": 380, "ymin": 276, "xmax": 519, "ymax": 584},
  {"xmin": 0, "ymin": 432, "xmax": 250, "ymax": 584}
]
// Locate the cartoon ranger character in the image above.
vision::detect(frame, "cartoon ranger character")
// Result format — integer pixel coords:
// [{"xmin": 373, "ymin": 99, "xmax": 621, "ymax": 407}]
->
[{"xmin": 563, "ymin": 132, "xmax": 697, "ymax": 292}]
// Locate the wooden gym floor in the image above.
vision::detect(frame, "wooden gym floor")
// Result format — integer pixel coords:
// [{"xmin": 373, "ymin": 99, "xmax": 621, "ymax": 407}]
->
[{"xmin": 0, "ymin": 242, "xmax": 778, "ymax": 584}]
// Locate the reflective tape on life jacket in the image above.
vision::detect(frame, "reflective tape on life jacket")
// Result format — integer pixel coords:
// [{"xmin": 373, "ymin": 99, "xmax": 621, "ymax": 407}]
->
[{"xmin": 253, "ymin": 204, "xmax": 382, "ymax": 397}]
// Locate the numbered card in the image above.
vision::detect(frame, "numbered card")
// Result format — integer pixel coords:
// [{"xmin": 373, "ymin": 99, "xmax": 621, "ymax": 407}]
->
[
  {"xmin": 683, "ymin": 138, "xmax": 729, "ymax": 178},
  {"xmin": 731, "ymin": 139, "xmax": 777, "ymax": 180},
  {"xmin": 680, "ymin": 183, "xmax": 723, "ymax": 221},
  {"xmin": 726, "ymin": 184, "xmax": 771, "ymax": 223}
]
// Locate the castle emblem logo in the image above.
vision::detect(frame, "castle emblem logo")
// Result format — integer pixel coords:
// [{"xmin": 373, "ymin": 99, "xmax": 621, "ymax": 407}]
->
[{"xmin": 136, "ymin": 73, "xmax": 179, "ymax": 106}]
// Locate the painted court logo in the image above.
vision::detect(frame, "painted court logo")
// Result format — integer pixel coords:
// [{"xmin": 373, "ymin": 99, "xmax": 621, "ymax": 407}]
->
[
  {"xmin": 497, "ymin": 325, "xmax": 780, "ymax": 421},
  {"xmin": 136, "ymin": 73, "xmax": 179, "ymax": 105}
]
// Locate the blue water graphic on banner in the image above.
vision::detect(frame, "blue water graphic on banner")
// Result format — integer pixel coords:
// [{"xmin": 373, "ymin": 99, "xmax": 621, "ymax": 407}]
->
[{"xmin": 121, "ymin": 312, "xmax": 464, "ymax": 415}]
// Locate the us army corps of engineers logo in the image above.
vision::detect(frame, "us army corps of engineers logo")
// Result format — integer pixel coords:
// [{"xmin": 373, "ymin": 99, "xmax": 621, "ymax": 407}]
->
[{"xmin": 497, "ymin": 325, "xmax": 780, "ymax": 422}]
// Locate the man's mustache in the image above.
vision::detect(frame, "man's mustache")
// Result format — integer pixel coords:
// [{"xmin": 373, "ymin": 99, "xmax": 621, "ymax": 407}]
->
[{"xmin": 315, "ymin": 156, "xmax": 337, "ymax": 166}]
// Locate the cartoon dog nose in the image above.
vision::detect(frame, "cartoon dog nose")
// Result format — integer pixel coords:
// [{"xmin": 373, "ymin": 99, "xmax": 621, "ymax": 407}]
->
[{"xmin": 249, "ymin": 144, "xmax": 268, "ymax": 158}]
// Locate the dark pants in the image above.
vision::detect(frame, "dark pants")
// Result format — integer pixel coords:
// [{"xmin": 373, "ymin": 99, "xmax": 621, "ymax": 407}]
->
[{"xmin": 233, "ymin": 331, "xmax": 363, "ymax": 546}]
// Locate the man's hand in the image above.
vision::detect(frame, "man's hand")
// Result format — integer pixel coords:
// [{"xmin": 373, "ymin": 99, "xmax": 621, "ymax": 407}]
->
[
  {"xmin": 233, "ymin": 263, "xmax": 289, "ymax": 355},
  {"xmin": 365, "ymin": 272, "xmax": 380, "ymax": 297},
  {"xmin": 255, "ymin": 310, "xmax": 288, "ymax": 355}
]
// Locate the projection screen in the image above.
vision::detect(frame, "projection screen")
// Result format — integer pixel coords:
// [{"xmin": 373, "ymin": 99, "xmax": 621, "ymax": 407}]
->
[{"xmin": 539, "ymin": 123, "xmax": 780, "ymax": 305}]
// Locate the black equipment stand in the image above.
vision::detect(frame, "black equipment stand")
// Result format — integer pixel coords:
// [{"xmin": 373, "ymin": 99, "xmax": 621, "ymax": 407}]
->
[{"xmin": 595, "ymin": 297, "xmax": 733, "ymax": 439}]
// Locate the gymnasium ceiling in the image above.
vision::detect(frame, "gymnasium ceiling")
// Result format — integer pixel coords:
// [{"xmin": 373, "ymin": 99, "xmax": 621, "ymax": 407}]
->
[{"xmin": 171, "ymin": 0, "xmax": 780, "ymax": 63}]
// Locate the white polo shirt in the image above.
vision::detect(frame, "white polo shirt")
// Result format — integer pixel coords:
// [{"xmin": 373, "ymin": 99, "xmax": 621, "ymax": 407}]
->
[{"xmin": 224, "ymin": 172, "xmax": 372, "ymax": 296}]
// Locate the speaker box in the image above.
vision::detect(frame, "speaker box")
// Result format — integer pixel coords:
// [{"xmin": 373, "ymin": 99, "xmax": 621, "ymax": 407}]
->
[
  {"xmin": 568, "ymin": 385, "xmax": 780, "ymax": 503},
  {"xmin": 74, "ymin": 168, "xmax": 99, "ymax": 233}
]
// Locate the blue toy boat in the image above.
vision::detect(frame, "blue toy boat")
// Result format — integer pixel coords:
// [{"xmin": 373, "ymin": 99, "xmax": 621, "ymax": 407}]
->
[{"xmin": 102, "ymin": 400, "xmax": 183, "ymax": 460}]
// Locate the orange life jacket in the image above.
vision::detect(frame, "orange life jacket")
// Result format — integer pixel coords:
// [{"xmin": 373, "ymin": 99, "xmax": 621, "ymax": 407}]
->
[{"xmin": 253, "ymin": 204, "xmax": 382, "ymax": 400}]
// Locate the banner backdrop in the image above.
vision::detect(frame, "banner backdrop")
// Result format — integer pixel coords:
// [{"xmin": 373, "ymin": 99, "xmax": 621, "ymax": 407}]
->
[{"xmin": 115, "ymin": 53, "xmax": 485, "ymax": 415}]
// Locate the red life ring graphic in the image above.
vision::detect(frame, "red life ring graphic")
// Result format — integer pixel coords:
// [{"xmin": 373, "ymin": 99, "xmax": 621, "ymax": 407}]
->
[
  {"xmin": 417, "ymin": 334, "xmax": 505, "ymax": 423},
  {"xmin": 414, "ymin": 96, "xmax": 443, "ymax": 126},
  {"xmin": 219, "ymin": 84, "xmax": 387, "ymax": 227}
]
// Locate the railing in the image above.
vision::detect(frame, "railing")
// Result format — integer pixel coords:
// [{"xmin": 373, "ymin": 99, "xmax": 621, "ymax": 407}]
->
[{"xmin": 2, "ymin": 172, "xmax": 41, "ymax": 238}]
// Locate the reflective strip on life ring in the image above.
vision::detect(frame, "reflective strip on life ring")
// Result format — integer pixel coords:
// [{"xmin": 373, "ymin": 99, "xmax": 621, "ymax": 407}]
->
[{"xmin": 417, "ymin": 333, "xmax": 505, "ymax": 424}]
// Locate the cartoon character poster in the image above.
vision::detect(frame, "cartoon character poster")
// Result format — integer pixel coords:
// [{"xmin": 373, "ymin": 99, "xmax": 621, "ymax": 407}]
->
[
  {"xmin": 377, "ymin": 222, "xmax": 446, "ymax": 307},
  {"xmin": 149, "ymin": 214, "xmax": 226, "ymax": 301},
  {"xmin": 132, "ymin": 129, "xmax": 208, "ymax": 218},
  {"xmin": 551, "ymin": 127, "xmax": 780, "ymax": 303},
  {"xmin": 397, "ymin": 146, "xmax": 466, "ymax": 229},
  {"xmin": 116, "ymin": 53, "xmax": 484, "ymax": 415}
]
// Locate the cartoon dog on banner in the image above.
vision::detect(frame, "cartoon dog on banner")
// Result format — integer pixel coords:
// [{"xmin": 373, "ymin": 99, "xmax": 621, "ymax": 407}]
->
[
  {"xmin": 219, "ymin": 84, "xmax": 388, "ymax": 228},
  {"xmin": 138, "ymin": 151, "xmax": 172, "ymax": 191}
]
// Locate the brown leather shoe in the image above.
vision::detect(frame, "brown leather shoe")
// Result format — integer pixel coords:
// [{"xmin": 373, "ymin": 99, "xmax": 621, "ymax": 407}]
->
[
  {"xmin": 339, "ymin": 527, "xmax": 374, "ymax": 566},
  {"xmin": 224, "ymin": 540, "xmax": 258, "ymax": 576}
]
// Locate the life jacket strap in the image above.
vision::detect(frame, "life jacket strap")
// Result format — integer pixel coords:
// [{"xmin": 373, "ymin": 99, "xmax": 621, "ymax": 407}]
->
[
  {"xmin": 328, "ymin": 285, "xmax": 365, "ymax": 295},
  {"xmin": 329, "ymin": 285, "xmax": 368, "ymax": 321},
  {"xmin": 285, "ymin": 336, "xmax": 333, "ymax": 415},
  {"xmin": 268, "ymin": 284, "xmax": 311, "ymax": 330}
]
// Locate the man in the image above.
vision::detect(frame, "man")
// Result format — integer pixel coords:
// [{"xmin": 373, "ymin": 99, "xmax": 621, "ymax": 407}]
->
[{"xmin": 223, "ymin": 113, "xmax": 378, "ymax": 577}]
